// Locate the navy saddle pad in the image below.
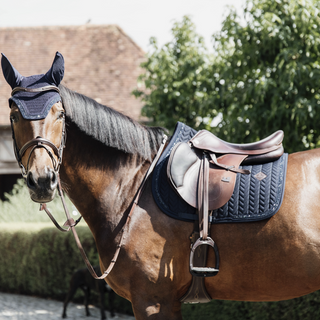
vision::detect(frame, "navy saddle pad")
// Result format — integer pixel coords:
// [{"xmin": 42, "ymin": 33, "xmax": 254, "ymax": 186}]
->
[{"xmin": 152, "ymin": 122, "xmax": 288, "ymax": 223}]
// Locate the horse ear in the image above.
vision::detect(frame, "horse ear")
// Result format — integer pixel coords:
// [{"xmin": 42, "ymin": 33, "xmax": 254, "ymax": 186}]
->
[
  {"xmin": 45, "ymin": 52, "xmax": 65, "ymax": 86},
  {"xmin": 1, "ymin": 53, "xmax": 24, "ymax": 89}
]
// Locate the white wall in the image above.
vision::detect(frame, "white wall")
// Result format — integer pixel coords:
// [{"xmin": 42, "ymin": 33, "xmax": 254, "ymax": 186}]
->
[{"xmin": 0, "ymin": 128, "xmax": 20, "ymax": 175}]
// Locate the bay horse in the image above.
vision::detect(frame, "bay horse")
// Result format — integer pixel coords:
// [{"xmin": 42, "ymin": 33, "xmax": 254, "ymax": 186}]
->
[{"xmin": 2, "ymin": 52, "xmax": 320, "ymax": 320}]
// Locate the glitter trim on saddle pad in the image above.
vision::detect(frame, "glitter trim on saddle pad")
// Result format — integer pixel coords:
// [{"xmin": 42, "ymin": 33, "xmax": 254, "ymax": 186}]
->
[{"xmin": 152, "ymin": 122, "xmax": 288, "ymax": 223}]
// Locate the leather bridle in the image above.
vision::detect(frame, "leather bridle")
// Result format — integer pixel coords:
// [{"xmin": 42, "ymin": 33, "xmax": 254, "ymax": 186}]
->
[
  {"xmin": 10, "ymin": 86, "xmax": 168, "ymax": 280},
  {"xmin": 10, "ymin": 85, "xmax": 66, "ymax": 179}
]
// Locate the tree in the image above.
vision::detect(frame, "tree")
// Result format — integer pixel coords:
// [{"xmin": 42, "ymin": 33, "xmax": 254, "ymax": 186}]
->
[
  {"xmin": 134, "ymin": 0, "xmax": 320, "ymax": 153},
  {"xmin": 132, "ymin": 16, "xmax": 216, "ymax": 132},
  {"xmin": 212, "ymin": 0, "xmax": 320, "ymax": 153}
]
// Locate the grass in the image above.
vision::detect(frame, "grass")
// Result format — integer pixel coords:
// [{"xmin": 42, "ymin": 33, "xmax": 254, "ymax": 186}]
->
[{"xmin": 0, "ymin": 179, "xmax": 85, "ymax": 226}]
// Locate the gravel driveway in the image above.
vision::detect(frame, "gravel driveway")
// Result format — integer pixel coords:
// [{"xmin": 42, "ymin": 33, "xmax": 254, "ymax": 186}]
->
[{"xmin": 0, "ymin": 292, "xmax": 135, "ymax": 320}]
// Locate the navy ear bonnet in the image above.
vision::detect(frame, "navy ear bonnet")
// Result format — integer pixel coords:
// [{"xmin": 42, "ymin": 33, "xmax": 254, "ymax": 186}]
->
[{"xmin": 1, "ymin": 52, "xmax": 64, "ymax": 120}]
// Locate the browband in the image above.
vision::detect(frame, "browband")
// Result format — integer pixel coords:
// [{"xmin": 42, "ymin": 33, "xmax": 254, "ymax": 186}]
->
[{"xmin": 11, "ymin": 85, "xmax": 60, "ymax": 96}]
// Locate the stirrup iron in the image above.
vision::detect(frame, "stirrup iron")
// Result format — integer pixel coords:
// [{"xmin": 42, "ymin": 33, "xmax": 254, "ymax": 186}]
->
[{"xmin": 189, "ymin": 236, "xmax": 220, "ymax": 277}]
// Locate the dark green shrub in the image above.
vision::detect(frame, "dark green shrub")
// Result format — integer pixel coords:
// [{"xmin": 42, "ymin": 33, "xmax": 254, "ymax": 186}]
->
[{"xmin": 0, "ymin": 226, "xmax": 133, "ymax": 315}]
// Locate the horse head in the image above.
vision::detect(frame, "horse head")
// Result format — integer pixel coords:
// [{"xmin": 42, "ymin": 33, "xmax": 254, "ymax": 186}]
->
[{"xmin": 1, "ymin": 52, "xmax": 66, "ymax": 203}]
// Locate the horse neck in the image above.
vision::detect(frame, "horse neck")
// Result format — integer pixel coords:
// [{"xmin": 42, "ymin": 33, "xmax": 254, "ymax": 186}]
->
[{"xmin": 59, "ymin": 123, "xmax": 151, "ymax": 234}]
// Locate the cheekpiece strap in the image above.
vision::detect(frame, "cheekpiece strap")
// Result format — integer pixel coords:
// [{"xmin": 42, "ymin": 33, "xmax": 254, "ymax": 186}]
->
[{"xmin": 11, "ymin": 85, "xmax": 60, "ymax": 96}]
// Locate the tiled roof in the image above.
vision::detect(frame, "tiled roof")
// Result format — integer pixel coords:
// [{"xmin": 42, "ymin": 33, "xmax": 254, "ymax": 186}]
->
[{"xmin": 0, "ymin": 24, "xmax": 145, "ymax": 125}]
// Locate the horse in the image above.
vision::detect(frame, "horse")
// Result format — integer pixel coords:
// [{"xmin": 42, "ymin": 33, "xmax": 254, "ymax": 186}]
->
[{"xmin": 2, "ymin": 51, "xmax": 320, "ymax": 320}]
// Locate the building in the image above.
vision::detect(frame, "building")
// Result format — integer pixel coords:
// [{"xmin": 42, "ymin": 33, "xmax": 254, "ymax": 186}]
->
[{"xmin": 0, "ymin": 24, "xmax": 145, "ymax": 199}]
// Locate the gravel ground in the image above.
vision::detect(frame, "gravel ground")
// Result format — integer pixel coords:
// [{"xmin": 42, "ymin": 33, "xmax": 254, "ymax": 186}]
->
[{"xmin": 0, "ymin": 292, "xmax": 135, "ymax": 320}]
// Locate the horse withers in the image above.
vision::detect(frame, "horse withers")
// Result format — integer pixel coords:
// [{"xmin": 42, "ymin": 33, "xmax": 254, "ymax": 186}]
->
[{"xmin": 3, "ymin": 52, "xmax": 320, "ymax": 320}]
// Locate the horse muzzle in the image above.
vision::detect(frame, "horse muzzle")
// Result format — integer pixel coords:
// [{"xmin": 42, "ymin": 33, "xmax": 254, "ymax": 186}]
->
[
  {"xmin": 12, "ymin": 131, "xmax": 66, "ymax": 203},
  {"xmin": 26, "ymin": 167, "xmax": 58, "ymax": 203}
]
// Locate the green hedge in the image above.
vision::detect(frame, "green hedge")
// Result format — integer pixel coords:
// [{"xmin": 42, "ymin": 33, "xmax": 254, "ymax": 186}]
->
[
  {"xmin": 181, "ymin": 292, "xmax": 320, "ymax": 320},
  {"xmin": 0, "ymin": 226, "xmax": 133, "ymax": 315},
  {"xmin": 0, "ymin": 227, "xmax": 96, "ymax": 297}
]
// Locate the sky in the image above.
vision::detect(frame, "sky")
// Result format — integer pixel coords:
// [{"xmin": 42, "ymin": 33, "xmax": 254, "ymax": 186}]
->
[{"xmin": 0, "ymin": 0, "xmax": 246, "ymax": 52}]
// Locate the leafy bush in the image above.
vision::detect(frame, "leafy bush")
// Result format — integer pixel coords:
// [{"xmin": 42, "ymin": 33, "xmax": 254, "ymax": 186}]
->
[
  {"xmin": 0, "ymin": 226, "xmax": 133, "ymax": 315},
  {"xmin": 181, "ymin": 292, "xmax": 320, "ymax": 320},
  {"xmin": 0, "ymin": 227, "xmax": 96, "ymax": 297}
]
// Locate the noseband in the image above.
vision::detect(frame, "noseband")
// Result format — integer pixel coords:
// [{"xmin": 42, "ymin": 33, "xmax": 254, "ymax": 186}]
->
[{"xmin": 10, "ymin": 86, "xmax": 66, "ymax": 178}]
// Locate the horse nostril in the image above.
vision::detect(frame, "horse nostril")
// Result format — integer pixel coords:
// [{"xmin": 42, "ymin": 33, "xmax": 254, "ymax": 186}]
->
[
  {"xmin": 27, "ymin": 171, "xmax": 36, "ymax": 190},
  {"xmin": 50, "ymin": 170, "xmax": 58, "ymax": 189}
]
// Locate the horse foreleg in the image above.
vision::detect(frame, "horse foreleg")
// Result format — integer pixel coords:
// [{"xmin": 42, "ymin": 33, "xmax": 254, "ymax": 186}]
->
[{"xmin": 131, "ymin": 296, "xmax": 183, "ymax": 320}]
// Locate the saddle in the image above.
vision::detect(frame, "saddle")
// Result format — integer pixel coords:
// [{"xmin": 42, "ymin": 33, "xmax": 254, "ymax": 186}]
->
[{"xmin": 167, "ymin": 129, "xmax": 284, "ymax": 279}]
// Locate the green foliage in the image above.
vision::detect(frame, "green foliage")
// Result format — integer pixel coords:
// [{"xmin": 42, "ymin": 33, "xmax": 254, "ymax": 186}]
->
[
  {"xmin": 134, "ymin": 0, "xmax": 320, "ymax": 153},
  {"xmin": 0, "ymin": 227, "xmax": 133, "ymax": 315},
  {"xmin": 133, "ymin": 16, "xmax": 216, "ymax": 132},
  {"xmin": 212, "ymin": 0, "xmax": 320, "ymax": 153},
  {"xmin": 0, "ymin": 227, "xmax": 98, "ymax": 297},
  {"xmin": 181, "ymin": 293, "xmax": 320, "ymax": 320}
]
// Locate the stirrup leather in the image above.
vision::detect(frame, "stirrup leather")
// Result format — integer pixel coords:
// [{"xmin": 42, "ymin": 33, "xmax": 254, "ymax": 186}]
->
[{"xmin": 189, "ymin": 152, "xmax": 220, "ymax": 277}]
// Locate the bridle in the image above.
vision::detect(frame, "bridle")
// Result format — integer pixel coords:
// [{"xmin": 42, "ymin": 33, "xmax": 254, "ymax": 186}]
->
[
  {"xmin": 10, "ymin": 85, "xmax": 66, "ymax": 179},
  {"xmin": 10, "ymin": 85, "xmax": 168, "ymax": 280}
]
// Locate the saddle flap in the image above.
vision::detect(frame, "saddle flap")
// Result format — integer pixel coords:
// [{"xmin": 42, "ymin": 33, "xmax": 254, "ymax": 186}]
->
[
  {"xmin": 167, "ymin": 142, "xmax": 247, "ymax": 210},
  {"xmin": 207, "ymin": 153, "xmax": 247, "ymax": 210}
]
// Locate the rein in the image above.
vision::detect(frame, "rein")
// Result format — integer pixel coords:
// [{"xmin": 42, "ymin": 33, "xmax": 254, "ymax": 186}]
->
[{"xmin": 42, "ymin": 134, "xmax": 168, "ymax": 279}]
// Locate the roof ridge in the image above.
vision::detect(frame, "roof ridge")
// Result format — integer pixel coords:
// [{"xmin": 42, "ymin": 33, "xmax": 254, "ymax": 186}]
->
[{"xmin": 0, "ymin": 24, "xmax": 122, "ymax": 31}]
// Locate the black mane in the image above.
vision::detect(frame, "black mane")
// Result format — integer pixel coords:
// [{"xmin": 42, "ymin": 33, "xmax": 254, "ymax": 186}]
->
[{"xmin": 59, "ymin": 85, "xmax": 164, "ymax": 161}]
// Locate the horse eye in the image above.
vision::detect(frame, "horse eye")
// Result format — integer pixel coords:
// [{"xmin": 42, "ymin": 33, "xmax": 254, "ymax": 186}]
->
[
  {"xmin": 10, "ymin": 113, "xmax": 19, "ymax": 123},
  {"xmin": 58, "ymin": 111, "xmax": 65, "ymax": 120}
]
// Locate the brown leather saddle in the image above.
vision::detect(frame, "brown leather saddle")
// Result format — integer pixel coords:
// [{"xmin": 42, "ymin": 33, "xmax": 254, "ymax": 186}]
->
[{"xmin": 167, "ymin": 129, "xmax": 284, "ymax": 279}]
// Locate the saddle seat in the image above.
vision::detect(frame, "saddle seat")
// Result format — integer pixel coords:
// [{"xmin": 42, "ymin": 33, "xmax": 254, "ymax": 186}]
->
[{"xmin": 190, "ymin": 130, "xmax": 284, "ymax": 165}]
